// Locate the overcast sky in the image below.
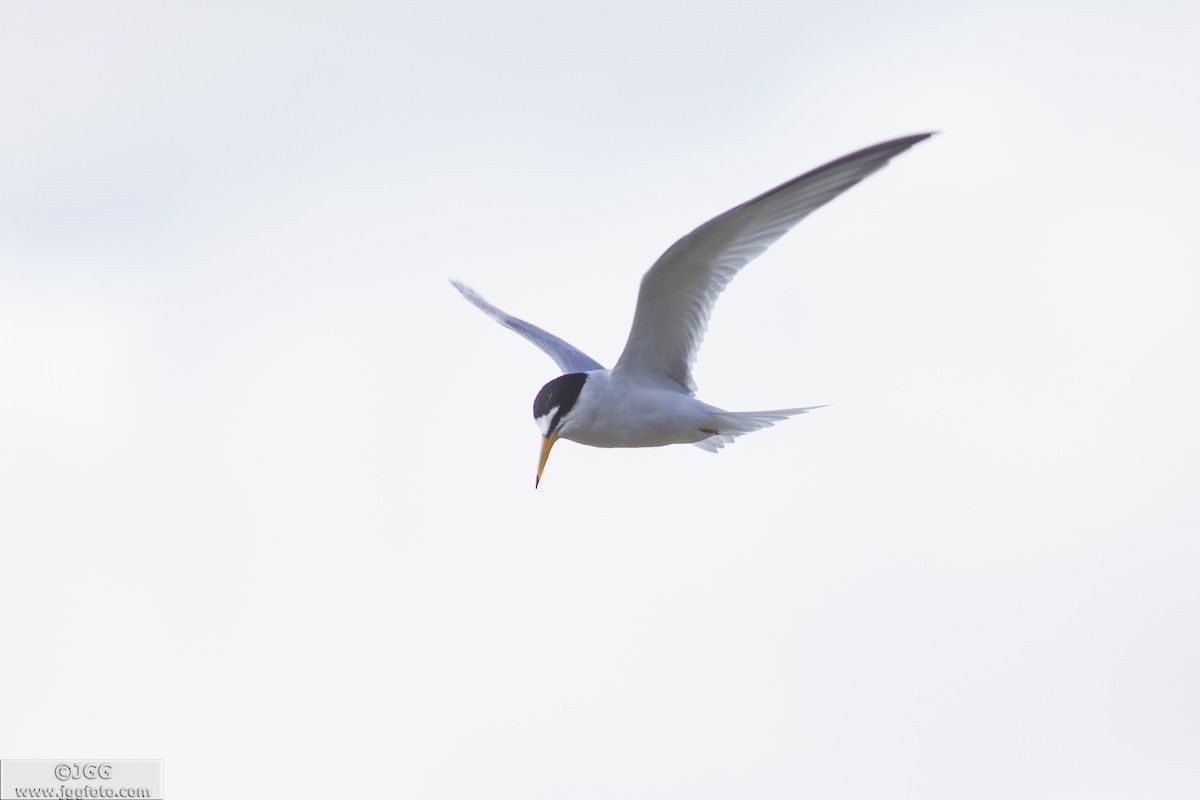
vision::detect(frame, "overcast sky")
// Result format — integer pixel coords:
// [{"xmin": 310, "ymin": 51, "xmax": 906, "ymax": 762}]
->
[{"xmin": 2, "ymin": 1, "xmax": 1198, "ymax": 798}]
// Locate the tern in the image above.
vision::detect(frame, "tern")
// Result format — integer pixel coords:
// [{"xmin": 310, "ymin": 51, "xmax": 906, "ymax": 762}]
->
[{"xmin": 453, "ymin": 133, "xmax": 932, "ymax": 486}]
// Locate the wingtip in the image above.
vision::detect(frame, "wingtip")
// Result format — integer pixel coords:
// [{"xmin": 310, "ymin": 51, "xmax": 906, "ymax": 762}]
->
[
  {"xmin": 905, "ymin": 131, "xmax": 939, "ymax": 147},
  {"xmin": 449, "ymin": 279, "xmax": 478, "ymax": 301},
  {"xmin": 894, "ymin": 131, "xmax": 937, "ymax": 149},
  {"xmin": 874, "ymin": 131, "xmax": 937, "ymax": 153},
  {"xmin": 854, "ymin": 132, "xmax": 936, "ymax": 169}
]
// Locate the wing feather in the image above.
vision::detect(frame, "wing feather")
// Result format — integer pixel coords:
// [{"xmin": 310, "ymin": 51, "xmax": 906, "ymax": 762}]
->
[
  {"xmin": 614, "ymin": 133, "xmax": 933, "ymax": 392},
  {"xmin": 450, "ymin": 280, "xmax": 605, "ymax": 374}
]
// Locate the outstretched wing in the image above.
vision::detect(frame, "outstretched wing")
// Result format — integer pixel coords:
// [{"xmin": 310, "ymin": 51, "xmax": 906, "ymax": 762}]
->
[
  {"xmin": 450, "ymin": 280, "xmax": 605, "ymax": 374},
  {"xmin": 614, "ymin": 133, "xmax": 933, "ymax": 392}
]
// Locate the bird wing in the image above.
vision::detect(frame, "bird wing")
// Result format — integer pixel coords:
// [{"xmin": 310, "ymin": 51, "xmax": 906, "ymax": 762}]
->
[
  {"xmin": 614, "ymin": 133, "xmax": 933, "ymax": 392},
  {"xmin": 450, "ymin": 280, "xmax": 606, "ymax": 374}
]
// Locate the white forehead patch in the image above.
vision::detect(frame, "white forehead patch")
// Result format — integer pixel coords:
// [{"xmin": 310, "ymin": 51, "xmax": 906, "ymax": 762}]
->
[{"xmin": 535, "ymin": 406, "xmax": 559, "ymax": 437}]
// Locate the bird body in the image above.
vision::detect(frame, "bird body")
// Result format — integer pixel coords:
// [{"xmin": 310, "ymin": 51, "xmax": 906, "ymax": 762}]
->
[
  {"xmin": 539, "ymin": 368, "xmax": 816, "ymax": 451},
  {"xmin": 453, "ymin": 133, "xmax": 933, "ymax": 486},
  {"xmin": 544, "ymin": 370, "xmax": 708, "ymax": 449}
]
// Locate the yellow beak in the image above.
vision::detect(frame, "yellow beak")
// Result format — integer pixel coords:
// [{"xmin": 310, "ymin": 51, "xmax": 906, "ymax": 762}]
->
[{"xmin": 536, "ymin": 429, "xmax": 560, "ymax": 488}]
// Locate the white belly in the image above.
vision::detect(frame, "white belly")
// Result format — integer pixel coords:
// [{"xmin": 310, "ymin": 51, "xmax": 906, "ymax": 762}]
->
[{"xmin": 556, "ymin": 372, "xmax": 719, "ymax": 449}]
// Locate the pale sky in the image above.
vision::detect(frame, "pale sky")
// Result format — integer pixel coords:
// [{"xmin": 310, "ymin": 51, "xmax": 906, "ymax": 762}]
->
[{"xmin": 2, "ymin": 1, "xmax": 1198, "ymax": 798}]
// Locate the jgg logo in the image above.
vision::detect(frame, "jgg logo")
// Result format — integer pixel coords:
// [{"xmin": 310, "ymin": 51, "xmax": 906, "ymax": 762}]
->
[{"xmin": 54, "ymin": 764, "xmax": 113, "ymax": 781}]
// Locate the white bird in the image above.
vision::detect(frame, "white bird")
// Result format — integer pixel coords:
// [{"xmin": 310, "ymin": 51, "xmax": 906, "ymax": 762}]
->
[{"xmin": 453, "ymin": 133, "xmax": 932, "ymax": 487}]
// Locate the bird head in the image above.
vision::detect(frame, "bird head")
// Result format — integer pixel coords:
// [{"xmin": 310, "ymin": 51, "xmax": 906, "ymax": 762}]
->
[{"xmin": 532, "ymin": 372, "xmax": 588, "ymax": 488}]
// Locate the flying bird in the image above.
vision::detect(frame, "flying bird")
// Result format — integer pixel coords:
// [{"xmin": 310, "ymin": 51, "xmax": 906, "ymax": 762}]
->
[{"xmin": 452, "ymin": 133, "xmax": 932, "ymax": 486}]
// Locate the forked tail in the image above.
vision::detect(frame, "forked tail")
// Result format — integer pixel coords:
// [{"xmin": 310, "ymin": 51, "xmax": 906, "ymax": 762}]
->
[{"xmin": 693, "ymin": 406, "xmax": 826, "ymax": 453}]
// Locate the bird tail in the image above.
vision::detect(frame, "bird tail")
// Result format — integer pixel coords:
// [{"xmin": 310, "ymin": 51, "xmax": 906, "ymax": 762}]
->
[{"xmin": 692, "ymin": 406, "xmax": 826, "ymax": 453}]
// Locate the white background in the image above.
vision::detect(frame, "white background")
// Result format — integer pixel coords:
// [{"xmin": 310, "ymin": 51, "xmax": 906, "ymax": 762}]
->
[{"xmin": 2, "ymin": 1, "xmax": 1197, "ymax": 798}]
